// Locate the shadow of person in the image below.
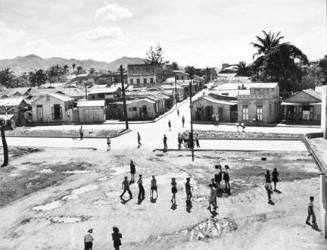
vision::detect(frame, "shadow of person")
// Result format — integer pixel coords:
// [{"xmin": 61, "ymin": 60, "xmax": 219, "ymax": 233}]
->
[
  {"xmin": 120, "ymin": 197, "xmax": 132, "ymax": 204},
  {"xmin": 171, "ymin": 203, "xmax": 177, "ymax": 210},
  {"xmin": 150, "ymin": 197, "xmax": 158, "ymax": 203},
  {"xmin": 274, "ymin": 189, "xmax": 282, "ymax": 194},
  {"xmin": 186, "ymin": 200, "xmax": 192, "ymax": 213}
]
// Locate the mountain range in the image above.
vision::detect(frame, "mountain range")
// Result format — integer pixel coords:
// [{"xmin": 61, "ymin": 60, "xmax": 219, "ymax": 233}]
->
[{"xmin": 0, "ymin": 55, "xmax": 145, "ymax": 75}]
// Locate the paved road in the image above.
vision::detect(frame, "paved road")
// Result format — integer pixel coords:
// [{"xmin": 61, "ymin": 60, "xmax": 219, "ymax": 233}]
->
[{"xmin": 5, "ymin": 90, "xmax": 315, "ymax": 152}]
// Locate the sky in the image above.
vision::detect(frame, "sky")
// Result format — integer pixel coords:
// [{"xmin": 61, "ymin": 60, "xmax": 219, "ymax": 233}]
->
[{"xmin": 0, "ymin": 0, "xmax": 326, "ymax": 68}]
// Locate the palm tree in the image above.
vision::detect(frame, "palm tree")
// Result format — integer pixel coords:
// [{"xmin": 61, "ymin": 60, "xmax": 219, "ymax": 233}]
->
[
  {"xmin": 251, "ymin": 30, "xmax": 284, "ymax": 58},
  {"xmin": 236, "ymin": 61, "xmax": 251, "ymax": 76}
]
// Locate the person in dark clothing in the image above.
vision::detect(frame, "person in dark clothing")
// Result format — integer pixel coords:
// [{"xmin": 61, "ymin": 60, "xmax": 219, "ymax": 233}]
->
[
  {"xmin": 185, "ymin": 177, "xmax": 192, "ymax": 202},
  {"xmin": 130, "ymin": 160, "xmax": 136, "ymax": 183},
  {"xmin": 272, "ymin": 168, "xmax": 279, "ymax": 191},
  {"xmin": 214, "ymin": 165, "xmax": 222, "ymax": 191},
  {"xmin": 79, "ymin": 126, "xmax": 84, "ymax": 140},
  {"xmin": 265, "ymin": 170, "xmax": 271, "ymax": 183},
  {"xmin": 163, "ymin": 134, "xmax": 168, "ymax": 152},
  {"xmin": 106, "ymin": 137, "xmax": 111, "ymax": 151},
  {"xmin": 177, "ymin": 109, "xmax": 180, "ymax": 117},
  {"xmin": 171, "ymin": 178, "xmax": 177, "ymax": 204},
  {"xmin": 84, "ymin": 228, "xmax": 94, "ymax": 250},
  {"xmin": 306, "ymin": 196, "xmax": 317, "ymax": 226},
  {"xmin": 137, "ymin": 132, "xmax": 141, "ymax": 146},
  {"xmin": 182, "ymin": 116, "xmax": 185, "ymax": 128},
  {"xmin": 137, "ymin": 174, "xmax": 145, "ymax": 201},
  {"xmin": 120, "ymin": 176, "xmax": 132, "ymax": 200},
  {"xmin": 178, "ymin": 133, "xmax": 182, "ymax": 150},
  {"xmin": 195, "ymin": 133, "xmax": 200, "ymax": 147},
  {"xmin": 150, "ymin": 175, "xmax": 158, "ymax": 199},
  {"xmin": 112, "ymin": 227, "xmax": 122, "ymax": 250},
  {"xmin": 168, "ymin": 120, "xmax": 171, "ymax": 131},
  {"xmin": 223, "ymin": 165, "xmax": 231, "ymax": 193}
]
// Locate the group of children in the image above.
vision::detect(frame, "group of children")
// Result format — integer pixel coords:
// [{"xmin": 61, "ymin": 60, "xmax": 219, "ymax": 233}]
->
[
  {"xmin": 83, "ymin": 227, "xmax": 122, "ymax": 250},
  {"xmin": 264, "ymin": 168, "xmax": 280, "ymax": 205}
]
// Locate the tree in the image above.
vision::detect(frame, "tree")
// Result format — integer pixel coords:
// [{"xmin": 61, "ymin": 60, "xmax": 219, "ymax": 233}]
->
[
  {"xmin": 251, "ymin": 31, "xmax": 308, "ymax": 93},
  {"xmin": 63, "ymin": 65, "xmax": 69, "ymax": 74},
  {"xmin": 0, "ymin": 68, "xmax": 15, "ymax": 88},
  {"xmin": 0, "ymin": 121, "xmax": 8, "ymax": 167},
  {"xmin": 171, "ymin": 62, "xmax": 179, "ymax": 70},
  {"xmin": 236, "ymin": 61, "xmax": 252, "ymax": 76},
  {"xmin": 300, "ymin": 64, "xmax": 324, "ymax": 90},
  {"xmin": 89, "ymin": 68, "xmax": 95, "ymax": 75},
  {"xmin": 77, "ymin": 66, "xmax": 83, "ymax": 74},
  {"xmin": 72, "ymin": 63, "xmax": 76, "ymax": 71},
  {"xmin": 251, "ymin": 30, "xmax": 284, "ymax": 58},
  {"xmin": 185, "ymin": 66, "xmax": 196, "ymax": 78},
  {"xmin": 318, "ymin": 59, "xmax": 327, "ymax": 85},
  {"xmin": 144, "ymin": 44, "xmax": 164, "ymax": 65},
  {"xmin": 29, "ymin": 69, "xmax": 48, "ymax": 87}
]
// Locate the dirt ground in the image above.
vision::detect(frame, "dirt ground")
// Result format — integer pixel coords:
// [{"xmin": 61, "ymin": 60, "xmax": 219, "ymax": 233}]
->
[{"xmin": 0, "ymin": 147, "xmax": 325, "ymax": 250}]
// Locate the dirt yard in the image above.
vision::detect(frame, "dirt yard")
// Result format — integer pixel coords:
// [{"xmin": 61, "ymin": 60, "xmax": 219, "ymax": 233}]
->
[{"xmin": 0, "ymin": 147, "xmax": 325, "ymax": 250}]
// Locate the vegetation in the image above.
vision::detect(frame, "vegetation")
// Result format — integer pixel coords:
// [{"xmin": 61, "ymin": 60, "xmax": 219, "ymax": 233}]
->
[
  {"xmin": 29, "ymin": 70, "xmax": 48, "ymax": 87},
  {"xmin": 0, "ymin": 68, "xmax": 15, "ymax": 88},
  {"xmin": 145, "ymin": 44, "xmax": 164, "ymax": 65},
  {"xmin": 251, "ymin": 30, "xmax": 309, "ymax": 94},
  {"xmin": 236, "ymin": 61, "xmax": 252, "ymax": 77}
]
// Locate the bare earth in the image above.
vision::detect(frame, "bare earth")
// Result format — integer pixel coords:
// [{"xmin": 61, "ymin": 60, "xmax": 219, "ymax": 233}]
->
[{"xmin": 0, "ymin": 147, "xmax": 325, "ymax": 250}]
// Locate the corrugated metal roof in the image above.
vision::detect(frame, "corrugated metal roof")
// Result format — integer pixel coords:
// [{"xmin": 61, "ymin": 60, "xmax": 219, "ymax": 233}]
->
[
  {"xmin": 0, "ymin": 97, "xmax": 25, "ymax": 106},
  {"xmin": 77, "ymin": 100, "xmax": 105, "ymax": 107}
]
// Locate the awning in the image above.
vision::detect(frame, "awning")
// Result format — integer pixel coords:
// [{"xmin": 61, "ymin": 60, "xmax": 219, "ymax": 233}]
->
[{"xmin": 281, "ymin": 102, "xmax": 321, "ymax": 106}]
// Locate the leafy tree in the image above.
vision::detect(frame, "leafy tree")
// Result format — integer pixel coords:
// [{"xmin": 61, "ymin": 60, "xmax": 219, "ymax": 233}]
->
[
  {"xmin": 72, "ymin": 63, "xmax": 76, "ymax": 71},
  {"xmin": 0, "ymin": 68, "xmax": 15, "ymax": 88},
  {"xmin": 89, "ymin": 68, "xmax": 95, "ymax": 75},
  {"xmin": 300, "ymin": 64, "xmax": 324, "ymax": 90},
  {"xmin": 77, "ymin": 66, "xmax": 84, "ymax": 74},
  {"xmin": 236, "ymin": 61, "xmax": 252, "ymax": 76},
  {"xmin": 318, "ymin": 59, "xmax": 327, "ymax": 84},
  {"xmin": 144, "ymin": 44, "xmax": 164, "ymax": 65},
  {"xmin": 63, "ymin": 65, "xmax": 69, "ymax": 74},
  {"xmin": 29, "ymin": 69, "xmax": 48, "ymax": 87},
  {"xmin": 171, "ymin": 62, "xmax": 179, "ymax": 70},
  {"xmin": 251, "ymin": 31, "xmax": 308, "ymax": 93},
  {"xmin": 185, "ymin": 66, "xmax": 196, "ymax": 78}
]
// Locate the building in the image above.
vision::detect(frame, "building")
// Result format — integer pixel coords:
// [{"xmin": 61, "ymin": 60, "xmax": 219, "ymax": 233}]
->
[
  {"xmin": 77, "ymin": 100, "xmax": 105, "ymax": 123},
  {"xmin": 173, "ymin": 70, "xmax": 189, "ymax": 81},
  {"xmin": 127, "ymin": 64, "xmax": 163, "ymax": 87},
  {"xmin": 107, "ymin": 98, "xmax": 157, "ymax": 120},
  {"xmin": 192, "ymin": 94, "xmax": 238, "ymax": 122},
  {"xmin": 237, "ymin": 82, "xmax": 280, "ymax": 125},
  {"xmin": 281, "ymin": 89, "xmax": 321, "ymax": 124},
  {"xmin": 30, "ymin": 93, "xmax": 74, "ymax": 123},
  {"xmin": 87, "ymin": 85, "xmax": 122, "ymax": 104},
  {"xmin": 0, "ymin": 97, "xmax": 30, "ymax": 126}
]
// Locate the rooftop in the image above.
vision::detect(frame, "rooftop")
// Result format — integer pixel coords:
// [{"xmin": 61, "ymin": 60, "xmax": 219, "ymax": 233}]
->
[
  {"xmin": 77, "ymin": 100, "xmax": 105, "ymax": 107},
  {"xmin": 0, "ymin": 97, "xmax": 26, "ymax": 106}
]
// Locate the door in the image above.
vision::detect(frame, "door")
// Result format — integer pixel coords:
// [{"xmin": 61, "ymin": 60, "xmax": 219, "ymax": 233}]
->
[
  {"xmin": 36, "ymin": 105, "xmax": 43, "ymax": 122},
  {"xmin": 218, "ymin": 107, "xmax": 224, "ymax": 121},
  {"xmin": 53, "ymin": 104, "xmax": 61, "ymax": 120},
  {"xmin": 205, "ymin": 106, "xmax": 213, "ymax": 121}
]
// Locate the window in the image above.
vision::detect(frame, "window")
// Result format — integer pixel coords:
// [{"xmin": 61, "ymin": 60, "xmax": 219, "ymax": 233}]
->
[
  {"xmin": 143, "ymin": 78, "xmax": 147, "ymax": 84},
  {"xmin": 130, "ymin": 79, "xmax": 134, "ymax": 84},
  {"xmin": 150, "ymin": 78, "xmax": 154, "ymax": 84},
  {"xmin": 256, "ymin": 105, "xmax": 263, "ymax": 121},
  {"xmin": 136, "ymin": 78, "xmax": 140, "ymax": 84},
  {"xmin": 242, "ymin": 105, "xmax": 248, "ymax": 121},
  {"xmin": 128, "ymin": 107, "xmax": 137, "ymax": 112}
]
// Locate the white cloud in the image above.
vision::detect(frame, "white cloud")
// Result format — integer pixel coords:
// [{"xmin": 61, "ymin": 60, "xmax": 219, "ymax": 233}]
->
[
  {"xmin": 77, "ymin": 26, "xmax": 123, "ymax": 41},
  {"xmin": 0, "ymin": 22, "xmax": 27, "ymax": 42},
  {"xmin": 95, "ymin": 3, "xmax": 132, "ymax": 22}
]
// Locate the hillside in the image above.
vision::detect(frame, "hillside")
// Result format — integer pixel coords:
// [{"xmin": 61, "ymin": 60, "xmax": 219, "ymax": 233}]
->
[{"xmin": 0, "ymin": 55, "xmax": 145, "ymax": 75}]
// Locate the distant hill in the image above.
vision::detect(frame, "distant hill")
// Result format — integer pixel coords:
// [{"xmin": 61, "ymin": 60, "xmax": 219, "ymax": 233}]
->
[{"xmin": 0, "ymin": 54, "xmax": 145, "ymax": 75}]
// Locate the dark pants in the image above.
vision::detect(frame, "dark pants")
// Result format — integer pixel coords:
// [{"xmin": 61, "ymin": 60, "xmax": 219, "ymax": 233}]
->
[
  {"xmin": 306, "ymin": 210, "xmax": 316, "ymax": 224},
  {"xmin": 80, "ymin": 132, "xmax": 83, "ymax": 140},
  {"xmin": 186, "ymin": 191, "xmax": 192, "ymax": 201},
  {"xmin": 266, "ymin": 188, "xmax": 272, "ymax": 201},
  {"xmin": 120, "ymin": 188, "xmax": 132, "ymax": 199},
  {"xmin": 196, "ymin": 139, "xmax": 200, "ymax": 147},
  {"xmin": 84, "ymin": 242, "xmax": 92, "ymax": 250},
  {"xmin": 138, "ymin": 185, "xmax": 145, "ymax": 200},
  {"xmin": 164, "ymin": 142, "xmax": 168, "ymax": 152}
]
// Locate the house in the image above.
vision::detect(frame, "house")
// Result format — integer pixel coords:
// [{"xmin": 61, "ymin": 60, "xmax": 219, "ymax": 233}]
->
[
  {"xmin": 127, "ymin": 64, "xmax": 163, "ymax": 86},
  {"xmin": 87, "ymin": 84, "xmax": 122, "ymax": 104},
  {"xmin": 107, "ymin": 98, "xmax": 157, "ymax": 120},
  {"xmin": 173, "ymin": 70, "xmax": 189, "ymax": 81},
  {"xmin": 281, "ymin": 89, "xmax": 321, "ymax": 124},
  {"xmin": 30, "ymin": 93, "xmax": 74, "ymax": 123},
  {"xmin": 192, "ymin": 94, "xmax": 238, "ymax": 123},
  {"xmin": 237, "ymin": 82, "xmax": 280, "ymax": 125},
  {"xmin": 77, "ymin": 100, "xmax": 105, "ymax": 123},
  {"xmin": 0, "ymin": 97, "xmax": 30, "ymax": 126}
]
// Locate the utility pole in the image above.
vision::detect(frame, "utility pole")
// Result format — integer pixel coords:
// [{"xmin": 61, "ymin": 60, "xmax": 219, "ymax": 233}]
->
[
  {"xmin": 174, "ymin": 75, "xmax": 178, "ymax": 107},
  {"xmin": 84, "ymin": 82, "xmax": 87, "ymax": 99},
  {"xmin": 189, "ymin": 80, "xmax": 194, "ymax": 161},
  {"xmin": 120, "ymin": 65, "xmax": 129, "ymax": 130}
]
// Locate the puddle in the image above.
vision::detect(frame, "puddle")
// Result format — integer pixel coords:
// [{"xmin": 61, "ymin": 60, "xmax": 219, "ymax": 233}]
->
[
  {"xmin": 48, "ymin": 215, "xmax": 89, "ymax": 224},
  {"xmin": 63, "ymin": 170, "xmax": 94, "ymax": 174},
  {"xmin": 39, "ymin": 169, "xmax": 54, "ymax": 174},
  {"xmin": 33, "ymin": 201, "xmax": 62, "ymax": 211}
]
